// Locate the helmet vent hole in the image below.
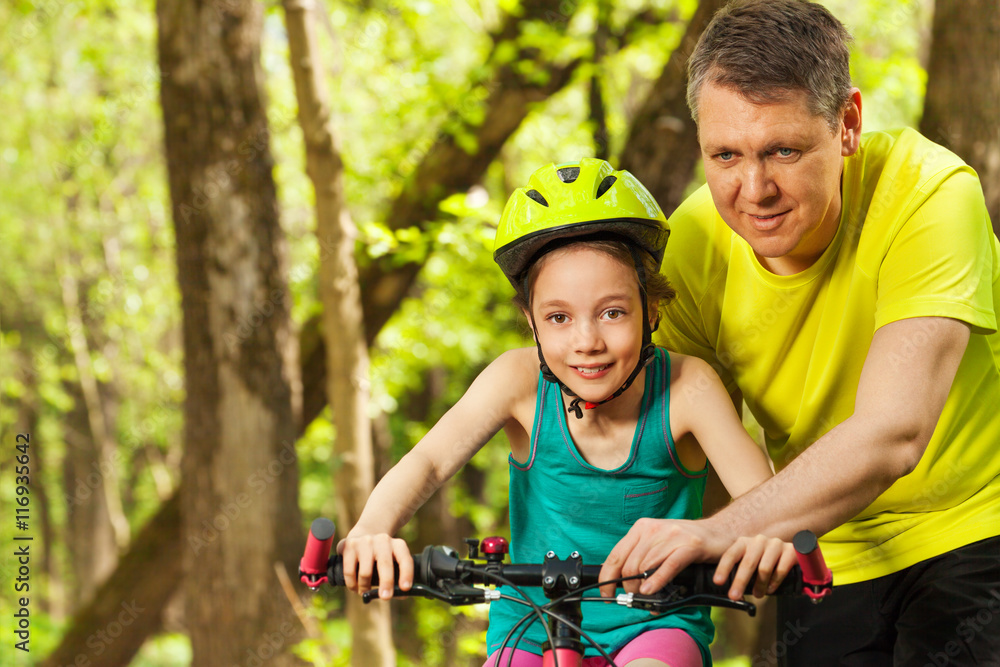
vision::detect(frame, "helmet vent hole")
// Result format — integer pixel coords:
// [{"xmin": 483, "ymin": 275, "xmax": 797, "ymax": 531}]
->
[
  {"xmin": 526, "ymin": 189, "xmax": 549, "ymax": 206},
  {"xmin": 596, "ymin": 175, "xmax": 617, "ymax": 199},
  {"xmin": 556, "ymin": 166, "xmax": 580, "ymax": 183}
]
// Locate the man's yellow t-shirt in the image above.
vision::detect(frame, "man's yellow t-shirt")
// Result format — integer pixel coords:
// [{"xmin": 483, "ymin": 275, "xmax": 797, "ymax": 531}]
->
[{"xmin": 657, "ymin": 127, "xmax": 1000, "ymax": 584}]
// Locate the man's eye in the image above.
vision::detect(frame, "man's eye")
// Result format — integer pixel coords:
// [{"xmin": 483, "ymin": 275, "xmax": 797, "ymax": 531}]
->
[
  {"xmin": 718, "ymin": 151, "xmax": 734, "ymax": 161},
  {"xmin": 777, "ymin": 147, "xmax": 795, "ymax": 157}
]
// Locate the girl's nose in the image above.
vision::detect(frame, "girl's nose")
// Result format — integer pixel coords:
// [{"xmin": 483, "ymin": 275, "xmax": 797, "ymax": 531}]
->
[{"xmin": 573, "ymin": 320, "xmax": 606, "ymax": 353}]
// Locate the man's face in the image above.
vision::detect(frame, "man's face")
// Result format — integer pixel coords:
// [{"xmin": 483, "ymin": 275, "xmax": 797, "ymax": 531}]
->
[{"xmin": 698, "ymin": 81, "xmax": 861, "ymax": 275}]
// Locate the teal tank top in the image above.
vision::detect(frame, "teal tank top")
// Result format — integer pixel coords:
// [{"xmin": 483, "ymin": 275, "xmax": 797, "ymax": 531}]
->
[{"xmin": 485, "ymin": 348, "xmax": 714, "ymax": 661}]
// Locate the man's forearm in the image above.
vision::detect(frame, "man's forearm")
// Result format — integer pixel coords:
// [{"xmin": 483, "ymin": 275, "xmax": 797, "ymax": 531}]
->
[{"xmin": 710, "ymin": 415, "xmax": 920, "ymax": 541}]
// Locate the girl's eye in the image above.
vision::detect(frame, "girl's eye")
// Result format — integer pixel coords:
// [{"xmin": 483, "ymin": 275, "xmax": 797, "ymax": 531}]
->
[
  {"xmin": 549, "ymin": 314, "xmax": 568, "ymax": 324},
  {"xmin": 604, "ymin": 309, "xmax": 623, "ymax": 320}
]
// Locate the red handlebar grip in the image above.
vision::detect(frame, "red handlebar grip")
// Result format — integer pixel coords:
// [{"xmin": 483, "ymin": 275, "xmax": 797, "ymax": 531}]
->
[
  {"xmin": 792, "ymin": 530, "xmax": 832, "ymax": 600},
  {"xmin": 300, "ymin": 518, "xmax": 336, "ymax": 588}
]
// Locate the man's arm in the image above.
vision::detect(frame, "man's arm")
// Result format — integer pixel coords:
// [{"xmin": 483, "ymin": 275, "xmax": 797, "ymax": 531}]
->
[{"xmin": 601, "ymin": 316, "xmax": 970, "ymax": 595}]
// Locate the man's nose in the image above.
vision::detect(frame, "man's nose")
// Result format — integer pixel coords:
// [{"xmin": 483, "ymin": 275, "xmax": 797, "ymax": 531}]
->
[{"xmin": 741, "ymin": 160, "xmax": 778, "ymax": 203}]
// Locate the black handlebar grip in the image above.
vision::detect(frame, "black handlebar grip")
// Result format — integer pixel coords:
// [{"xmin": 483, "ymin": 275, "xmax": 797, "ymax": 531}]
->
[
  {"xmin": 300, "ymin": 518, "xmax": 336, "ymax": 587},
  {"xmin": 671, "ymin": 563, "xmax": 800, "ymax": 597},
  {"xmin": 329, "ymin": 554, "xmax": 410, "ymax": 588}
]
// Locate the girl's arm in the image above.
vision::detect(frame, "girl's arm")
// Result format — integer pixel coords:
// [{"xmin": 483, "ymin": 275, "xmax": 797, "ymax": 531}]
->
[
  {"xmin": 337, "ymin": 348, "xmax": 537, "ymax": 599},
  {"xmin": 670, "ymin": 354, "xmax": 774, "ymax": 497},
  {"xmin": 669, "ymin": 353, "xmax": 795, "ymax": 597}
]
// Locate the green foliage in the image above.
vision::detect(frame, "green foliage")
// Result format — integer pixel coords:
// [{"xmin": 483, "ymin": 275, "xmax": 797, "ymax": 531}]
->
[
  {"xmin": 824, "ymin": 0, "xmax": 930, "ymax": 130},
  {"xmin": 130, "ymin": 633, "xmax": 192, "ymax": 667}
]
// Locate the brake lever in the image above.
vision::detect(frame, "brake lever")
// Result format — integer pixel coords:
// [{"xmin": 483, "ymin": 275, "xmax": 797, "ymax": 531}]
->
[
  {"xmin": 361, "ymin": 581, "xmax": 488, "ymax": 606},
  {"xmin": 617, "ymin": 591, "xmax": 757, "ymax": 616}
]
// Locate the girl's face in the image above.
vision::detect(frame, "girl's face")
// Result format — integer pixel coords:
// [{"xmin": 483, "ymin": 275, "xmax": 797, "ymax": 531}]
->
[{"xmin": 528, "ymin": 245, "xmax": 645, "ymax": 404}]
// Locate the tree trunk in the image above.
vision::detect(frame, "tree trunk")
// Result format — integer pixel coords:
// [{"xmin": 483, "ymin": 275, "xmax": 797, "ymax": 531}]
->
[
  {"xmin": 919, "ymin": 0, "xmax": 1000, "ymax": 235},
  {"xmin": 282, "ymin": 1, "xmax": 394, "ymax": 664},
  {"xmin": 157, "ymin": 1, "xmax": 303, "ymax": 665},
  {"xmin": 62, "ymin": 382, "xmax": 119, "ymax": 609},
  {"xmin": 619, "ymin": 0, "xmax": 728, "ymax": 215}
]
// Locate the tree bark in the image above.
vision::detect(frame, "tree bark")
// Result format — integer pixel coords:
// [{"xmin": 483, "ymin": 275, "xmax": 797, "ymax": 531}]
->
[
  {"xmin": 619, "ymin": 0, "xmax": 728, "ymax": 215},
  {"xmin": 590, "ymin": 0, "xmax": 612, "ymax": 161},
  {"xmin": 157, "ymin": 1, "xmax": 303, "ymax": 665},
  {"xmin": 62, "ymin": 382, "xmax": 119, "ymax": 609},
  {"xmin": 919, "ymin": 0, "xmax": 1000, "ymax": 235},
  {"xmin": 282, "ymin": 1, "xmax": 394, "ymax": 664}
]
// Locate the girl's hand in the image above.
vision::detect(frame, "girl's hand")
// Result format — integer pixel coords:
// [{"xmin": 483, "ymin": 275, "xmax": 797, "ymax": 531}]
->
[
  {"xmin": 336, "ymin": 532, "xmax": 414, "ymax": 600},
  {"xmin": 713, "ymin": 535, "xmax": 797, "ymax": 600}
]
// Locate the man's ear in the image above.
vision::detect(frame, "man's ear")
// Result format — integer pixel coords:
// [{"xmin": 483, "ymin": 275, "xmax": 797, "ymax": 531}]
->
[
  {"xmin": 841, "ymin": 88, "xmax": 862, "ymax": 157},
  {"xmin": 649, "ymin": 301, "xmax": 661, "ymax": 333}
]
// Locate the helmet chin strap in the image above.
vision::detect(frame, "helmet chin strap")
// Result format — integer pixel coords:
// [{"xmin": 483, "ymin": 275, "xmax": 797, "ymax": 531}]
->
[{"xmin": 527, "ymin": 246, "xmax": 658, "ymax": 419}]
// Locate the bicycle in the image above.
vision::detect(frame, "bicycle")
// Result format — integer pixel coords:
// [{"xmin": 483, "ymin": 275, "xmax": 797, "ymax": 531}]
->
[{"xmin": 300, "ymin": 518, "xmax": 833, "ymax": 667}]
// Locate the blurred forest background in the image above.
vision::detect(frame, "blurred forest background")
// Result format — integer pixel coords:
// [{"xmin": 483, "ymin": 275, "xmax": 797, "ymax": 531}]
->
[{"xmin": 0, "ymin": 0, "xmax": 996, "ymax": 666}]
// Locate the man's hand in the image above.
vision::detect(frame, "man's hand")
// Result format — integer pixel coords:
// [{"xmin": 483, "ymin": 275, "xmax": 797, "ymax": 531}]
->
[{"xmin": 599, "ymin": 517, "xmax": 734, "ymax": 596}]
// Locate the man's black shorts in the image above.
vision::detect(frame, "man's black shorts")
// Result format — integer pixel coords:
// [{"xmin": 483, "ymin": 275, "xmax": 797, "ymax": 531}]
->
[{"xmin": 776, "ymin": 534, "xmax": 1000, "ymax": 666}]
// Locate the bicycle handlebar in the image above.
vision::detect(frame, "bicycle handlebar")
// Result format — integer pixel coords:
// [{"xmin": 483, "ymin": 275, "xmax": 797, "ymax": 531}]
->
[{"xmin": 300, "ymin": 517, "xmax": 832, "ymax": 612}]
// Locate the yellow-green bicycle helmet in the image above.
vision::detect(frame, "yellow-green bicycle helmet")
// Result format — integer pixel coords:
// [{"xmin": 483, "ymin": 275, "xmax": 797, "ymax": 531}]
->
[
  {"xmin": 493, "ymin": 158, "xmax": 669, "ymax": 284},
  {"xmin": 493, "ymin": 158, "xmax": 670, "ymax": 418}
]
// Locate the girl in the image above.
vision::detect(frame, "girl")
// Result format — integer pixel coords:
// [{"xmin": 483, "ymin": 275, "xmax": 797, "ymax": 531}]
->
[{"xmin": 339, "ymin": 159, "xmax": 794, "ymax": 666}]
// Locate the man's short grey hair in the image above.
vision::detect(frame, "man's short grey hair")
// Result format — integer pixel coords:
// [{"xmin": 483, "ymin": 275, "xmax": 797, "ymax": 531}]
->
[{"xmin": 687, "ymin": 0, "xmax": 854, "ymax": 132}]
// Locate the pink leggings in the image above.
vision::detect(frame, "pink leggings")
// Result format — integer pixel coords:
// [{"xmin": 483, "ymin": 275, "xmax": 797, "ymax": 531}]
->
[{"xmin": 483, "ymin": 628, "xmax": 704, "ymax": 667}]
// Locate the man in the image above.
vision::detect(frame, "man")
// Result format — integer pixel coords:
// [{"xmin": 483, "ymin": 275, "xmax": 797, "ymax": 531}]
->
[{"xmin": 599, "ymin": 1, "xmax": 1000, "ymax": 664}]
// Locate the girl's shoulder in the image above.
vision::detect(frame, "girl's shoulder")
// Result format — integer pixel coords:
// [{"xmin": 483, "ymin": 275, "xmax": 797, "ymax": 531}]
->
[
  {"xmin": 663, "ymin": 350, "xmax": 726, "ymax": 395},
  {"xmin": 474, "ymin": 347, "xmax": 540, "ymax": 404},
  {"xmin": 482, "ymin": 348, "xmax": 540, "ymax": 441}
]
